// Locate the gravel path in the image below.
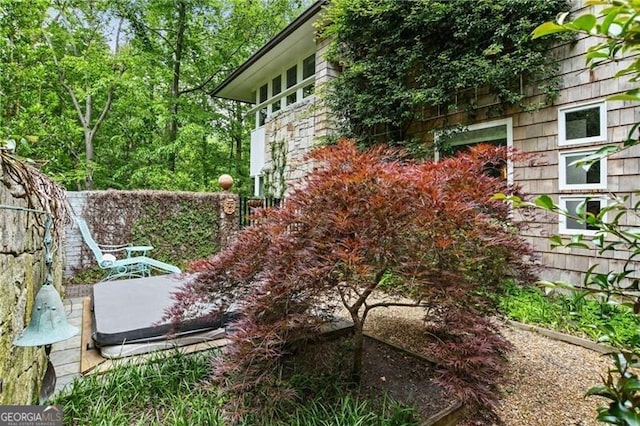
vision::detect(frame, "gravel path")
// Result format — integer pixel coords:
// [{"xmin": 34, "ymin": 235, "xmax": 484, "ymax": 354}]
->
[
  {"xmin": 495, "ymin": 326, "xmax": 609, "ymax": 426},
  {"xmin": 361, "ymin": 305, "xmax": 611, "ymax": 426}
]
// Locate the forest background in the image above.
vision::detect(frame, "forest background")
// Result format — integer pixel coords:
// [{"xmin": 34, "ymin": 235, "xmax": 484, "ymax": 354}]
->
[{"xmin": 0, "ymin": 0, "xmax": 310, "ymax": 194}]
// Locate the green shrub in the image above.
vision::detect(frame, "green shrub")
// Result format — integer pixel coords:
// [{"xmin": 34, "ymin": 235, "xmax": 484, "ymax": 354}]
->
[
  {"xmin": 51, "ymin": 349, "xmax": 417, "ymax": 426},
  {"xmin": 498, "ymin": 283, "xmax": 640, "ymax": 348}
]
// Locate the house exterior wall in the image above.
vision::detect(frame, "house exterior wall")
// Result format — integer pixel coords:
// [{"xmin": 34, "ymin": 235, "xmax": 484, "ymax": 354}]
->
[
  {"xmin": 249, "ymin": 0, "xmax": 640, "ymax": 287},
  {"xmin": 513, "ymin": 30, "xmax": 640, "ymax": 286},
  {"xmin": 314, "ymin": 37, "xmax": 339, "ymax": 141},
  {"xmin": 261, "ymin": 36, "xmax": 339, "ymax": 197},
  {"xmin": 406, "ymin": 0, "xmax": 640, "ymax": 286},
  {"xmin": 263, "ymin": 97, "xmax": 316, "ymax": 197}
]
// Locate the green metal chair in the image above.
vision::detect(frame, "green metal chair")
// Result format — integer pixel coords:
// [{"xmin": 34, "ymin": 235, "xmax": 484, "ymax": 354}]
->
[{"xmin": 75, "ymin": 217, "xmax": 181, "ymax": 281}]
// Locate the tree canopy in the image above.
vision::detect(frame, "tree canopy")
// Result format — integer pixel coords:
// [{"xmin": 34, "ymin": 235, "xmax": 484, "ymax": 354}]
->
[{"xmin": 0, "ymin": 0, "xmax": 309, "ymax": 193}]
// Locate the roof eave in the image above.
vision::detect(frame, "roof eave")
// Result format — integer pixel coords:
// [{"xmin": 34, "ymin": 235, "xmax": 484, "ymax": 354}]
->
[{"xmin": 210, "ymin": 0, "xmax": 328, "ymax": 100}]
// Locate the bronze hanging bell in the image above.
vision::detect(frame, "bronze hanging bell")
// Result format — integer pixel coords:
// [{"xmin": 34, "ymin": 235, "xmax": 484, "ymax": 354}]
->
[{"xmin": 14, "ymin": 280, "xmax": 79, "ymax": 347}]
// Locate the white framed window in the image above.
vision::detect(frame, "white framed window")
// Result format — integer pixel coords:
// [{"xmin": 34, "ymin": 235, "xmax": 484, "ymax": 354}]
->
[
  {"xmin": 251, "ymin": 53, "xmax": 316, "ymax": 129},
  {"xmin": 271, "ymin": 75, "xmax": 282, "ymax": 113},
  {"xmin": 559, "ymin": 196, "xmax": 607, "ymax": 235},
  {"xmin": 302, "ymin": 54, "xmax": 315, "ymax": 98},
  {"xmin": 286, "ymin": 65, "xmax": 298, "ymax": 105},
  {"xmin": 435, "ymin": 118, "xmax": 514, "ymax": 184},
  {"xmin": 558, "ymin": 101, "xmax": 607, "ymax": 146},
  {"xmin": 558, "ymin": 149, "xmax": 607, "ymax": 190},
  {"xmin": 258, "ymin": 83, "xmax": 268, "ymax": 126}
]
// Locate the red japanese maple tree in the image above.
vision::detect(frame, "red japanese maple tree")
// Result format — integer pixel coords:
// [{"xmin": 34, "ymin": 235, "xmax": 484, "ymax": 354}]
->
[{"xmin": 166, "ymin": 139, "xmax": 535, "ymax": 420}]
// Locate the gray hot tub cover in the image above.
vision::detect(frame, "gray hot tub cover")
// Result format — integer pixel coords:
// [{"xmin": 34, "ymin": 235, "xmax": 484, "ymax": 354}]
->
[{"xmin": 91, "ymin": 275, "xmax": 234, "ymax": 347}]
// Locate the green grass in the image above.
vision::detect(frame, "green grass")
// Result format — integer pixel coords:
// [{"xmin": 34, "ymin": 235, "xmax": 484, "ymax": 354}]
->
[
  {"xmin": 51, "ymin": 351, "xmax": 225, "ymax": 425},
  {"xmin": 498, "ymin": 282, "xmax": 640, "ymax": 347},
  {"xmin": 284, "ymin": 394, "xmax": 416, "ymax": 426},
  {"xmin": 51, "ymin": 350, "xmax": 417, "ymax": 426}
]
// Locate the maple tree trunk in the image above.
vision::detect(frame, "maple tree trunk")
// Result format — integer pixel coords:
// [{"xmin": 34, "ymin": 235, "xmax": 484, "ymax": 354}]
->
[{"xmin": 350, "ymin": 315, "xmax": 364, "ymax": 383}]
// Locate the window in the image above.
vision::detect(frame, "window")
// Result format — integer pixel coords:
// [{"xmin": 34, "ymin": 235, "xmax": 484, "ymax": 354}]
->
[
  {"xmin": 258, "ymin": 108, "xmax": 267, "ymax": 126},
  {"xmin": 558, "ymin": 150, "xmax": 606, "ymax": 190},
  {"xmin": 258, "ymin": 84, "xmax": 268, "ymax": 126},
  {"xmin": 303, "ymin": 54, "xmax": 315, "ymax": 79},
  {"xmin": 303, "ymin": 83, "xmax": 314, "ymax": 98},
  {"xmin": 435, "ymin": 118, "xmax": 513, "ymax": 183},
  {"xmin": 557, "ymin": 101, "xmax": 609, "ymax": 233},
  {"xmin": 272, "ymin": 76, "xmax": 282, "ymax": 96},
  {"xmin": 259, "ymin": 84, "xmax": 268, "ymax": 103},
  {"xmin": 253, "ymin": 176, "xmax": 264, "ymax": 197},
  {"xmin": 559, "ymin": 196, "xmax": 606, "ymax": 235},
  {"xmin": 437, "ymin": 124, "xmax": 508, "ymax": 157},
  {"xmin": 286, "ymin": 65, "xmax": 298, "ymax": 105},
  {"xmin": 286, "ymin": 65, "xmax": 297, "ymax": 88},
  {"xmin": 271, "ymin": 77, "xmax": 282, "ymax": 112},
  {"xmin": 251, "ymin": 54, "xmax": 316, "ymax": 128},
  {"xmin": 558, "ymin": 101, "xmax": 607, "ymax": 145}
]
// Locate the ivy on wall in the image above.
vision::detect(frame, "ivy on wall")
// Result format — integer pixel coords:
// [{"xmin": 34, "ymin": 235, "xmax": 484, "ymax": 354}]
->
[
  {"xmin": 264, "ymin": 138, "xmax": 288, "ymax": 199},
  {"xmin": 131, "ymin": 202, "xmax": 220, "ymax": 266},
  {"xmin": 320, "ymin": 0, "xmax": 571, "ymax": 154},
  {"xmin": 83, "ymin": 191, "xmax": 222, "ymax": 271}
]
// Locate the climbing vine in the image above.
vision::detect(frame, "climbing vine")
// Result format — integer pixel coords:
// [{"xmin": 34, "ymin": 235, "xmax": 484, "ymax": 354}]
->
[
  {"xmin": 131, "ymin": 202, "xmax": 220, "ymax": 266},
  {"xmin": 82, "ymin": 191, "xmax": 222, "ymax": 271},
  {"xmin": 320, "ymin": 0, "xmax": 570, "ymax": 153},
  {"xmin": 264, "ymin": 138, "xmax": 288, "ymax": 199}
]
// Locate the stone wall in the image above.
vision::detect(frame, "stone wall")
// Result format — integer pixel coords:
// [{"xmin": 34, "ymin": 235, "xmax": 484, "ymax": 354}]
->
[
  {"xmin": 0, "ymin": 178, "xmax": 52, "ymax": 404},
  {"xmin": 64, "ymin": 192, "xmax": 86, "ymax": 276},
  {"xmin": 263, "ymin": 97, "xmax": 317, "ymax": 197},
  {"xmin": 261, "ymin": 35, "xmax": 340, "ymax": 198},
  {"xmin": 63, "ymin": 190, "xmax": 239, "ymax": 278}
]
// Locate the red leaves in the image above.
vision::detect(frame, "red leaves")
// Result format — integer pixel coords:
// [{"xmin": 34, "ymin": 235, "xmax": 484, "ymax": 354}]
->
[
  {"xmin": 426, "ymin": 309, "xmax": 512, "ymax": 413},
  {"xmin": 167, "ymin": 139, "xmax": 535, "ymax": 421}
]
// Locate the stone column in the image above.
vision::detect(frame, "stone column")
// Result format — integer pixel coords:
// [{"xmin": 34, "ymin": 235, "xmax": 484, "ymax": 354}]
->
[{"xmin": 217, "ymin": 175, "xmax": 240, "ymax": 250}]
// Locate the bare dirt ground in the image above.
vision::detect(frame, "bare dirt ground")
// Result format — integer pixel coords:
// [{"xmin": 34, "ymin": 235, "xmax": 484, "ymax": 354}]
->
[{"xmin": 359, "ymin": 336, "xmax": 455, "ymax": 421}]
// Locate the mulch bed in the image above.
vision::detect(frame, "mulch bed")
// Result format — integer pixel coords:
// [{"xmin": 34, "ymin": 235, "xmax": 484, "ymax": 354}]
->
[
  {"xmin": 360, "ymin": 336, "xmax": 457, "ymax": 422},
  {"xmin": 290, "ymin": 333, "xmax": 459, "ymax": 424}
]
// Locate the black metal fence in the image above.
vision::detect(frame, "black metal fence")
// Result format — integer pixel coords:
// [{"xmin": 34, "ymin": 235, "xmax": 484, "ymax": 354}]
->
[{"xmin": 239, "ymin": 196, "xmax": 282, "ymax": 228}]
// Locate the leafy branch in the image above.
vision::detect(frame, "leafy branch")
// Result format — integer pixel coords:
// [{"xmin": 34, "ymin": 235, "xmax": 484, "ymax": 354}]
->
[{"xmin": 533, "ymin": 0, "xmax": 640, "ymax": 162}]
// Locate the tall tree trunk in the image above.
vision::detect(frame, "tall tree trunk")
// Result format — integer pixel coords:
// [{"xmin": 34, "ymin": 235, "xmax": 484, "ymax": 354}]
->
[
  {"xmin": 59, "ymin": 79, "xmax": 114, "ymax": 190},
  {"xmin": 167, "ymin": 0, "xmax": 186, "ymax": 172},
  {"xmin": 84, "ymin": 96, "xmax": 95, "ymax": 189},
  {"xmin": 84, "ymin": 130, "xmax": 95, "ymax": 190}
]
